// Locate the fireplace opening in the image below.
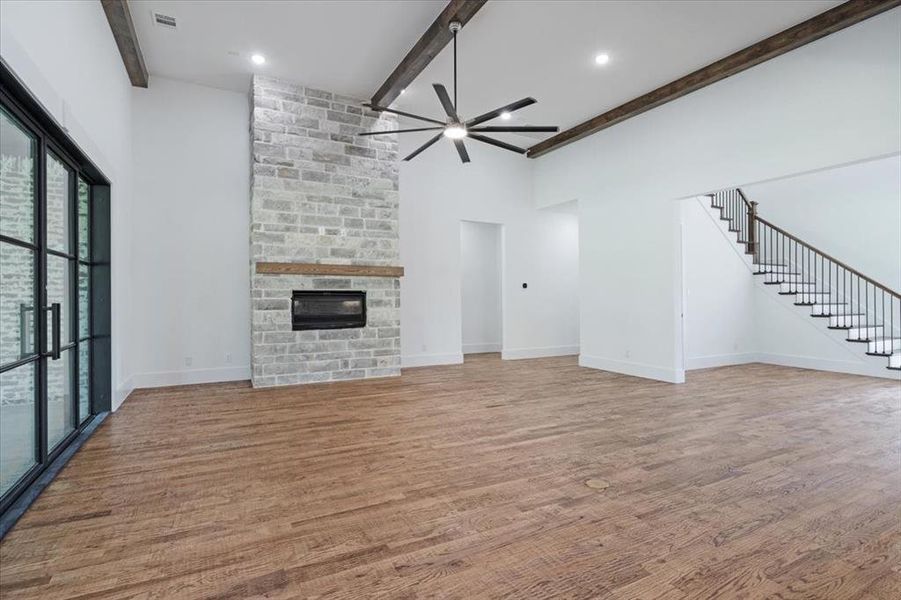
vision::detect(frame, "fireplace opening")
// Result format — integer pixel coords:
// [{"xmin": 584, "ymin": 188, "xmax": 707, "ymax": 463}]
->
[{"xmin": 292, "ymin": 290, "xmax": 366, "ymax": 331}]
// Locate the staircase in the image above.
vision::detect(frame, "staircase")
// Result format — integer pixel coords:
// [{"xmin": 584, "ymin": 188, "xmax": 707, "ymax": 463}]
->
[{"xmin": 710, "ymin": 189, "xmax": 901, "ymax": 372}]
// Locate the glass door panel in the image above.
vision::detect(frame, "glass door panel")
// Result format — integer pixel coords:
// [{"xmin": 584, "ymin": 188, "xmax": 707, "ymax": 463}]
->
[
  {"xmin": 0, "ymin": 105, "xmax": 38, "ymax": 499},
  {"xmin": 44, "ymin": 147, "xmax": 77, "ymax": 453},
  {"xmin": 78, "ymin": 265, "xmax": 89, "ymax": 339},
  {"xmin": 45, "ymin": 153, "xmax": 71, "ymax": 254},
  {"xmin": 46, "ymin": 254, "xmax": 72, "ymax": 344},
  {"xmin": 78, "ymin": 343, "xmax": 89, "ymax": 423},
  {"xmin": 1, "ymin": 243, "xmax": 36, "ymax": 363},
  {"xmin": 0, "ymin": 107, "xmax": 35, "ymax": 243},
  {"xmin": 0, "ymin": 364, "xmax": 37, "ymax": 496},
  {"xmin": 78, "ymin": 179, "xmax": 89, "ymax": 258},
  {"xmin": 46, "ymin": 349, "xmax": 73, "ymax": 452}
]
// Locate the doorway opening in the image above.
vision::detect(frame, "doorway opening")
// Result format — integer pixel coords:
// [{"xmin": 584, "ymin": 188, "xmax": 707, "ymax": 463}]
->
[{"xmin": 460, "ymin": 221, "xmax": 502, "ymax": 359}]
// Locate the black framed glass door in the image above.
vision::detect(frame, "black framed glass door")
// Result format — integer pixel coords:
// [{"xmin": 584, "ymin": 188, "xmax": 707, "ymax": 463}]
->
[
  {"xmin": 0, "ymin": 93, "xmax": 101, "ymax": 515},
  {"xmin": 0, "ymin": 105, "xmax": 40, "ymax": 497}
]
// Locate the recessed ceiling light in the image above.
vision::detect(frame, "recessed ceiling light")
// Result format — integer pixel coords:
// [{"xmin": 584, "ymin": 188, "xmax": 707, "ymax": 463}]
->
[
  {"xmin": 500, "ymin": 111, "xmax": 511, "ymax": 120},
  {"xmin": 400, "ymin": 88, "xmax": 406, "ymax": 95},
  {"xmin": 595, "ymin": 53, "xmax": 610, "ymax": 66},
  {"xmin": 443, "ymin": 125, "xmax": 467, "ymax": 139},
  {"xmin": 251, "ymin": 54, "xmax": 266, "ymax": 65}
]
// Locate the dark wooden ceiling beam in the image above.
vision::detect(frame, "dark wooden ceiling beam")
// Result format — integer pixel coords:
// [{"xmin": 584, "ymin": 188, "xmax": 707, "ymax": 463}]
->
[
  {"xmin": 101, "ymin": 0, "xmax": 149, "ymax": 88},
  {"xmin": 528, "ymin": 0, "xmax": 901, "ymax": 158},
  {"xmin": 370, "ymin": 0, "xmax": 487, "ymax": 108}
]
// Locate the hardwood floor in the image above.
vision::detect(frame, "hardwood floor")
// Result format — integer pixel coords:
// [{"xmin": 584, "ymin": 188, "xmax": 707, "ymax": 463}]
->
[{"xmin": 1, "ymin": 355, "xmax": 899, "ymax": 599}]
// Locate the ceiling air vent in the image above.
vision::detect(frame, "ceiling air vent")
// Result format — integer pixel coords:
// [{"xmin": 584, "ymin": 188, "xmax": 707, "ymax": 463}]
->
[{"xmin": 152, "ymin": 12, "xmax": 177, "ymax": 29}]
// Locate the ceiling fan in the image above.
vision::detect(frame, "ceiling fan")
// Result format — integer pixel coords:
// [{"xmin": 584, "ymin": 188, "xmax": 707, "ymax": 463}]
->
[{"xmin": 360, "ymin": 21, "xmax": 559, "ymax": 163}]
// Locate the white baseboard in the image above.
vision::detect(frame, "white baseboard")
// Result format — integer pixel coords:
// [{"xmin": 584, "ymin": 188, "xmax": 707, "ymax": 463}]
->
[
  {"xmin": 130, "ymin": 365, "xmax": 251, "ymax": 390},
  {"xmin": 463, "ymin": 343, "xmax": 502, "ymax": 354},
  {"xmin": 685, "ymin": 353, "xmax": 758, "ymax": 370},
  {"xmin": 402, "ymin": 353, "xmax": 464, "ymax": 368},
  {"xmin": 113, "ymin": 377, "xmax": 135, "ymax": 411},
  {"xmin": 502, "ymin": 345, "xmax": 579, "ymax": 360},
  {"xmin": 579, "ymin": 354, "xmax": 685, "ymax": 383},
  {"xmin": 755, "ymin": 353, "xmax": 899, "ymax": 380}
]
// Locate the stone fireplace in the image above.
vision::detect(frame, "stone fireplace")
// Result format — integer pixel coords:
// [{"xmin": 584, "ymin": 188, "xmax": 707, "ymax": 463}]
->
[{"xmin": 250, "ymin": 76, "xmax": 401, "ymax": 387}]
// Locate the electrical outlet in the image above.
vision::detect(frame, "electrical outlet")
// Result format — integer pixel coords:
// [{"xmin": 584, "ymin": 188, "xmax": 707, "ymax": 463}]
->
[
  {"xmin": 625, "ymin": 350, "xmax": 631, "ymax": 359},
  {"xmin": 184, "ymin": 356, "xmax": 193, "ymax": 367},
  {"xmin": 225, "ymin": 353, "xmax": 232, "ymax": 364}
]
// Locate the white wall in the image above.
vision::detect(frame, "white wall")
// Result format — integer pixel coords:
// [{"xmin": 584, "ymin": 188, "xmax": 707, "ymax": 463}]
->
[
  {"xmin": 681, "ymin": 198, "xmax": 756, "ymax": 369},
  {"xmin": 0, "ymin": 0, "xmax": 135, "ymax": 408},
  {"xmin": 745, "ymin": 154, "xmax": 901, "ymax": 292},
  {"xmin": 400, "ymin": 140, "xmax": 579, "ymax": 366},
  {"xmin": 460, "ymin": 221, "xmax": 502, "ymax": 354},
  {"xmin": 532, "ymin": 9, "xmax": 901, "ymax": 382},
  {"xmin": 131, "ymin": 77, "xmax": 250, "ymax": 387}
]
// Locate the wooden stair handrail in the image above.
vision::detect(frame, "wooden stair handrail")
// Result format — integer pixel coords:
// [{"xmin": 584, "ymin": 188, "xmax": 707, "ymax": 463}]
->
[{"xmin": 754, "ymin": 215, "xmax": 900, "ymax": 297}]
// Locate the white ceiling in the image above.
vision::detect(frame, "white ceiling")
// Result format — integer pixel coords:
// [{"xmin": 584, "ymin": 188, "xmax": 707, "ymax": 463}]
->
[
  {"xmin": 131, "ymin": 0, "xmax": 446, "ymax": 96},
  {"xmin": 132, "ymin": 0, "xmax": 840, "ymax": 146}
]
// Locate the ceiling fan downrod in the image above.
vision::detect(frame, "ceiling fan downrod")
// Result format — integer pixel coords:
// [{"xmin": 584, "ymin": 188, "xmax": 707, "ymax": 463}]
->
[{"xmin": 450, "ymin": 20, "xmax": 461, "ymax": 112}]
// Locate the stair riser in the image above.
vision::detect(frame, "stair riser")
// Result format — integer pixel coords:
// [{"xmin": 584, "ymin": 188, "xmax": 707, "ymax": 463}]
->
[
  {"xmin": 829, "ymin": 315, "xmax": 869, "ymax": 327},
  {"xmin": 779, "ymin": 284, "xmax": 817, "ymax": 293},
  {"xmin": 846, "ymin": 327, "xmax": 883, "ymax": 340},
  {"xmin": 868, "ymin": 340, "xmax": 901, "ymax": 353},
  {"xmin": 794, "ymin": 293, "xmax": 831, "ymax": 304},
  {"xmin": 765, "ymin": 274, "xmax": 807, "ymax": 284},
  {"xmin": 810, "ymin": 304, "xmax": 847, "ymax": 316}
]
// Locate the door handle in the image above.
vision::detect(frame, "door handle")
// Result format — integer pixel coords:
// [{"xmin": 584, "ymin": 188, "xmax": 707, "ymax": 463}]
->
[{"xmin": 49, "ymin": 302, "xmax": 61, "ymax": 360}]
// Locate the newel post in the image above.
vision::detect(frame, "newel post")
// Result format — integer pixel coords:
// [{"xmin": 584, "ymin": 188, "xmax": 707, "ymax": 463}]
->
[{"xmin": 747, "ymin": 200, "xmax": 759, "ymax": 259}]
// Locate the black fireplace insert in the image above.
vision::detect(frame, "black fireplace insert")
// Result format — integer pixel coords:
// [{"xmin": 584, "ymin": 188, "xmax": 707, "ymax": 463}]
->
[{"xmin": 292, "ymin": 290, "xmax": 366, "ymax": 330}]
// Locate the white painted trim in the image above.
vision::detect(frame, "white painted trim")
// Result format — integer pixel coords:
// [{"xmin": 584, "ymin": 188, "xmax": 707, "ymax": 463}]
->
[
  {"xmin": 463, "ymin": 343, "xmax": 502, "ymax": 354},
  {"xmin": 402, "ymin": 353, "xmax": 464, "ymax": 368},
  {"xmin": 502, "ymin": 345, "xmax": 579, "ymax": 360},
  {"xmin": 579, "ymin": 354, "xmax": 685, "ymax": 383},
  {"xmin": 685, "ymin": 353, "xmax": 759, "ymax": 370},
  {"xmin": 130, "ymin": 366, "xmax": 251, "ymax": 390},
  {"xmin": 113, "ymin": 377, "xmax": 135, "ymax": 411},
  {"xmin": 755, "ymin": 353, "xmax": 900, "ymax": 380}
]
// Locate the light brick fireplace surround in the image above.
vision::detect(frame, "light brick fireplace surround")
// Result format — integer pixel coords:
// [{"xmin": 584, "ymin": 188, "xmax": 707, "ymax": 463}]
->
[{"xmin": 250, "ymin": 76, "xmax": 402, "ymax": 387}]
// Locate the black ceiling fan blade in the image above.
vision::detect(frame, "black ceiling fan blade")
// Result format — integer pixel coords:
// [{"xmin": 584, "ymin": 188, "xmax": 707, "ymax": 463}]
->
[
  {"xmin": 363, "ymin": 103, "xmax": 445, "ymax": 126},
  {"xmin": 433, "ymin": 84, "xmax": 459, "ymax": 121},
  {"xmin": 465, "ymin": 98, "xmax": 537, "ymax": 128},
  {"xmin": 468, "ymin": 133, "xmax": 527, "ymax": 154},
  {"xmin": 402, "ymin": 133, "xmax": 443, "ymax": 161},
  {"xmin": 358, "ymin": 127, "xmax": 443, "ymax": 137},
  {"xmin": 468, "ymin": 126, "xmax": 559, "ymax": 133},
  {"xmin": 453, "ymin": 139, "xmax": 470, "ymax": 164}
]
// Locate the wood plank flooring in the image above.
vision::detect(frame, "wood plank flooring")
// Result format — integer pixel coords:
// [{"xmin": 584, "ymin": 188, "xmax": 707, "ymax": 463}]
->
[{"xmin": 1, "ymin": 355, "xmax": 899, "ymax": 599}]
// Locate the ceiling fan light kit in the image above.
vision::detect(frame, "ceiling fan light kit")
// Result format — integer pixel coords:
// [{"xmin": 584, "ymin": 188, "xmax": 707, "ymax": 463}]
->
[{"xmin": 361, "ymin": 20, "xmax": 559, "ymax": 163}]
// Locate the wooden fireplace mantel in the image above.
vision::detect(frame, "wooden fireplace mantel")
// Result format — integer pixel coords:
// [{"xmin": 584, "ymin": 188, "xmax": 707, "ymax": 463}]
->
[{"xmin": 255, "ymin": 262, "xmax": 404, "ymax": 277}]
